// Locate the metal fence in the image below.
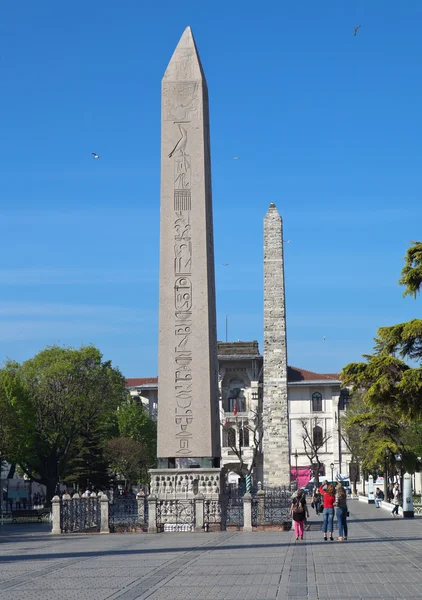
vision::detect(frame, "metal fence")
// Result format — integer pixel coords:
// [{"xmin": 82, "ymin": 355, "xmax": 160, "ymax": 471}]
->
[
  {"xmin": 60, "ymin": 496, "xmax": 101, "ymax": 533},
  {"xmin": 224, "ymin": 487, "xmax": 244, "ymax": 530},
  {"xmin": 252, "ymin": 487, "xmax": 292, "ymax": 528},
  {"xmin": 156, "ymin": 499, "xmax": 195, "ymax": 532},
  {"xmin": 109, "ymin": 495, "xmax": 148, "ymax": 533}
]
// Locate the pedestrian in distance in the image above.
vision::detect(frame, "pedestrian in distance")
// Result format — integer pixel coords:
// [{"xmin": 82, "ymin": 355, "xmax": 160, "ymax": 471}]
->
[
  {"xmin": 391, "ymin": 482, "xmax": 400, "ymax": 517},
  {"xmin": 375, "ymin": 487, "xmax": 384, "ymax": 508},
  {"xmin": 312, "ymin": 488, "xmax": 322, "ymax": 515},
  {"xmin": 335, "ymin": 483, "xmax": 348, "ymax": 541},
  {"xmin": 290, "ymin": 489, "xmax": 309, "ymax": 540},
  {"xmin": 320, "ymin": 482, "xmax": 336, "ymax": 541}
]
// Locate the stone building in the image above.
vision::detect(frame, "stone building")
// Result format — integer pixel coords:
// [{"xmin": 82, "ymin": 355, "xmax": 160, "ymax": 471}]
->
[
  {"xmin": 126, "ymin": 347, "xmax": 351, "ymax": 487},
  {"xmin": 126, "ymin": 377, "xmax": 158, "ymax": 420}
]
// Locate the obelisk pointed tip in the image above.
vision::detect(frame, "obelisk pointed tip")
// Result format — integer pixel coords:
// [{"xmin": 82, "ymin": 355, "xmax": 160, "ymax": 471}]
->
[
  {"xmin": 267, "ymin": 203, "xmax": 280, "ymax": 215},
  {"xmin": 163, "ymin": 26, "xmax": 205, "ymax": 83}
]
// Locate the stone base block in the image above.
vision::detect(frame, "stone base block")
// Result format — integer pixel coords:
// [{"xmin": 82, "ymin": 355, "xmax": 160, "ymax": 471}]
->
[{"xmin": 149, "ymin": 467, "xmax": 223, "ymax": 499}]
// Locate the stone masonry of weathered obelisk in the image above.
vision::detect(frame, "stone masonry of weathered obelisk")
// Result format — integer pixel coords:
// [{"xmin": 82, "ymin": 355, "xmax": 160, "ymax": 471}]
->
[
  {"xmin": 156, "ymin": 27, "xmax": 221, "ymax": 470},
  {"xmin": 263, "ymin": 203, "xmax": 291, "ymax": 486}
]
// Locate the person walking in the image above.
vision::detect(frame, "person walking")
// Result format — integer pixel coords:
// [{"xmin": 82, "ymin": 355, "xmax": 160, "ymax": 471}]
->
[
  {"xmin": 375, "ymin": 487, "xmax": 384, "ymax": 508},
  {"xmin": 335, "ymin": 484, "xmax": 348, "ymax": 541},
  {"xmin": 312, "ymin": 488, "xmax": 322, "ymax": 515},
  {"xmin": 391, "ymin": 483, "xmax": 400, "ymax": 517},
  {"xmin": 319, "ymin": 482, "xmax": 336, "ymax": 541},
  {"xmin": 290, "ymin": 489, "xmax": 309, "ymax": 540}
]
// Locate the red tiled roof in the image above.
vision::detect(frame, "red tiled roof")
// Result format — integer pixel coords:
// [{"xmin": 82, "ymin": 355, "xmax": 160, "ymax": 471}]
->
[
  {"xmin": 126, "ymin": 369, "xmax": 339, "ymax": 387},
  {"xmin": 126, "ymin": 377, "xmax": 158, "ymax": 387},
  {"xmin": 288, "ymin": 367, "xmax": 339, "ymax": 382}
]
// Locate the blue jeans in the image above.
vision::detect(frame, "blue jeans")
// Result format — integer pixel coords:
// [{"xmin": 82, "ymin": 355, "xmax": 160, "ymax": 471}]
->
[
  {"xmin": 336, "ymin": 507, "xmax": 348, "ymax": 538},
  {"xmin": 322, "ymin": 508, "xmax": 334, "ymax": 533}
]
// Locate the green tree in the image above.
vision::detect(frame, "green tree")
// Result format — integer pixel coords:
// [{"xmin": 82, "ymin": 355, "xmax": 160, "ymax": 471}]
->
[
  {"xmin": 63, "ymin": 423, "xmax": 111, "ymax": 491},
  {"xmin": 399, "ymin": 240, "xmax": 422, "ymax": 299},
  {"xmin": 104, "ymin": 437, "xmax": 146, "ymax": 489},
  {"xmin": 115, "ymin": 396, "xmax": 157, "ymax": 481},
  {"xmin": 339, "ymin": 391, "xmax": 368, "ymax": 493},
  {"xmin": 341, "ymin": 242, "xmax": 422, "ymax": 493},
  {"xmin": 0, "ymin": 345, "xmax": 127, "ymax": 503}
]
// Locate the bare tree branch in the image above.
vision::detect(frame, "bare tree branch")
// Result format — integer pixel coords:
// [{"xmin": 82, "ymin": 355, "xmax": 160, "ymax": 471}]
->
[
  {"xmin": 221, "ymin": 409, "xmax": 263, "ymax": 477},
  {"xmin": 299, "ymin": 417, "xmax": 332, "ymax": 488}
]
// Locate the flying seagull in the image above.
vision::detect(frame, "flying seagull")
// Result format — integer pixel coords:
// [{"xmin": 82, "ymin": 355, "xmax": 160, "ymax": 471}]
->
[
  {"xmin": 354, "ymin": 25, "xmax": 361, "ymax": 36},
  {"xmin": 92, "ymin": 152, "xmax": 100, "ymax": 159},
  {"xmin": 283, "ymin": 239, "xmax": 291, "ymax": 244},
  {"xmin": 233, "ymin": 156, "xmax": 240, "ymax": 160},
  {"xmin": 323, "ymin": 336, "xmax": 326, "ymax": 340},
  {"xmin": 222, "ymin": 263, "xmax": 229, "ymax": 266}
]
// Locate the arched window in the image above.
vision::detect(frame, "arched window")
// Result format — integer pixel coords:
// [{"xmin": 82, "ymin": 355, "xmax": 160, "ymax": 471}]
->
[
  {"xmin": 312, "ymin": 392, "xmax": 323, "ymax": 412},
  {"xmin": 313, "ymin": 425, "xmax": 323, "ymax": 447}
]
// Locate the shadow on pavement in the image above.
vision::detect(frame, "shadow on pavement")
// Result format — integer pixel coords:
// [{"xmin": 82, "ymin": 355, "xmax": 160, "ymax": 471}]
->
[{"xmin": 2, "ymin": 535, "xmax": 422, "ymax": 563}]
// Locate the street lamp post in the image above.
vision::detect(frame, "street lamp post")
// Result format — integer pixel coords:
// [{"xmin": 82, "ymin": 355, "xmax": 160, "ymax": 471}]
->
[
  {"xmin": 330, "ymin": 462, "xmax": 334, "ymax": 483},
  {"xmin": 293, "ymin": 450, "xmax": 299, "ymax": 486}
]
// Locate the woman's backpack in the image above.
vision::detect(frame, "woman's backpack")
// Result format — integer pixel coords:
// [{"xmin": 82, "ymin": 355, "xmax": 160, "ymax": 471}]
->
[{"xmin": 292, "ymin": 498, "xmax": 305, "ymax": 521}]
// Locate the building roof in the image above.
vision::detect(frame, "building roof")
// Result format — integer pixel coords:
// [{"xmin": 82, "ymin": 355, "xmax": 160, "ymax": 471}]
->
[
  {"xmin": 287, "ymin": 367, "xmax": 340, "ymax": 382},
  {"xmin": 126, "ymin": 377, "xmax": 158, "ymax": 387},
  {"xmin": 217, "ymin": 341, "xmax": 260, "ymax": 356},
  {"xmin": 126, "ymin": 367, "xmax": 339, "ymax": 388}
]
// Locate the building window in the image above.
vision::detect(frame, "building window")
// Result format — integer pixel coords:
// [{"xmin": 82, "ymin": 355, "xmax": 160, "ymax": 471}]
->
[
  {"xmin": 339, "ymin": 388, "xmax": 350, "ymax": 410},
  {"xmin": 239, "ymin": 426, "xmax": 249, "ymax": 447},
  {"xmin": 313, "ymin": 425, "xmax": 323, "ymax": 447},
  {"xmin": 224, "ymin": 427, "xmax": 236, "ymax": 448},
  {"xmin": 227, "ymin": 379, "xmax": 247, "ymax": 412},
  {"xmin": 312, "ymin": 392, "xmax": 323, "ymax": 412}
]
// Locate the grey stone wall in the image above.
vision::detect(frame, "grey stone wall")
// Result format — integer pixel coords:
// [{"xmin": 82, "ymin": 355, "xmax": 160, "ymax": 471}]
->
[{"xmin": 263, "ymin": 203, "xmax": 291, "ymax": 485}]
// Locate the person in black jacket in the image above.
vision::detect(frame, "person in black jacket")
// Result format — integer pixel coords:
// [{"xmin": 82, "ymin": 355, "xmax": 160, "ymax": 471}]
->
[
  {"xmin": 375, "ymin": 487, "xmax": 384, "ymax": 508},
  {"xmin": 290, "ymin": 489, "xmax": 309, "ymax": 540}
]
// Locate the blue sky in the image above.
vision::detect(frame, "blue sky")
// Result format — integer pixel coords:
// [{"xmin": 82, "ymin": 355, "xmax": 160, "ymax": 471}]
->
[{"xmin": 1, "ymin": 1, "xmax": 421, "ymax": 377}]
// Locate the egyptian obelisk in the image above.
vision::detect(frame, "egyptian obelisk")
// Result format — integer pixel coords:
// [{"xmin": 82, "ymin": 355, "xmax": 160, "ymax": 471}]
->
[
  {"xmin": 156, "ymin": 27, "xmax": 220, "ymax": 468},
  {"xmin": 263, "ymin": 204, "xmax": 290, "ymax": 485}
]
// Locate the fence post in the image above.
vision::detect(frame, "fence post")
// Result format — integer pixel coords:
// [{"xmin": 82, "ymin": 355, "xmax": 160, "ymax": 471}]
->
[
  {"xmin": 51, "ymin": 495, "xmax": 61, "ymax": 534},
  {"xmin": 257, "ymin": 489, "xmax": 265, "ymax": 526},
  {"xmin": 100, "ymin": 494, "xmax": 110, "ymax": 534},
  {"xmin": 148, "ymin": 495, "xmax": 157, "ymax": 533},
  {"xmin": 243, "ymin": 493, "xmax": 252, "ymax": 532},
  {"xmin": 194, "ymin": 497, "xmax": 204, "ymax": 532},
  {"xmin": 137, "ymin": 495, "xmax": 145, "ymax": 526}
]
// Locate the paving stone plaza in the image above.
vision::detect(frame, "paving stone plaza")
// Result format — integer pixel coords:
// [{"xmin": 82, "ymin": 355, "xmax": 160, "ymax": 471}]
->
[{"xmin": 1, "ymin": 500, "xmax": 422, "ymax": 600}]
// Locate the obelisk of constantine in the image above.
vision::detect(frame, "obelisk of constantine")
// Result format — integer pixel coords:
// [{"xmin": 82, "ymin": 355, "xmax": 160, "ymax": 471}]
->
[
  {"xmin": 263, "ymin": 204, "xmax": 290, "ymax": 485},
  {"xmin": 157, "ymin": 27, "xmax": 220, "ymax": 468}
]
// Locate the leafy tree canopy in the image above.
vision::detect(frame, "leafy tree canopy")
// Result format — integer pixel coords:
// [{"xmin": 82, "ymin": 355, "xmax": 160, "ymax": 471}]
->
[
  {"xmin": 115, "ymin": 396, "xmax": 157, "ymax": 471},
  {"xmin": 104, "ymin": 437, "xmax": 145, "ymax": 488},
  {"xmin": 0, "ymin": 345, "xmax": 127, "ymax": 502},
  {"xmin": 399, "ymin": 241, "xmax": 422, "ymax": 299}
]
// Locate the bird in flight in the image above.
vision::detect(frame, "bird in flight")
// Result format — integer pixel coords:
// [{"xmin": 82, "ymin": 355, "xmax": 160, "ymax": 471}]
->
[
  {"xmin": 283, "ymin": 239, "xmax": 291, "ymax": 244},
  {"xmin": 222, "ymin": 263, "xmax": 229, "ymax": 266},
  {"xmin": 354, "ymin": 25, "xmax": 361, "ymax": 36},
  {"xmin": 92, "ymin": 152, "xmax": 100, "ymax": 159},
  {"xmin": 233, "ymin": 156, "xmax": 240, "ymax": 160},
  {"xmin": 323, "ymin": 336, "xmax": 326, "ymax": 341}
]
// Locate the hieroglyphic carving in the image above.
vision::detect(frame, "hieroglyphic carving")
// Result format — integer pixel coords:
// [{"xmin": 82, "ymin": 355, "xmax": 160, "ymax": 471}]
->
[
  {"xmin": 174, "ymin": 155, "xmax": 191, "ymax": 189},
  {"xmin": 174, "ymin": 49, "xmax": 194, "ymax": 80},
  {"xmin": 174, "ymin": 190, "xmax": 191, "ymax": 211},
  {"xmin": 163, "ymin": 83, "xmax": 200, "ymax": 122},
  {"xmin": 171, "ymin": 121, "xmax": 193, "ymax": 456}
]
